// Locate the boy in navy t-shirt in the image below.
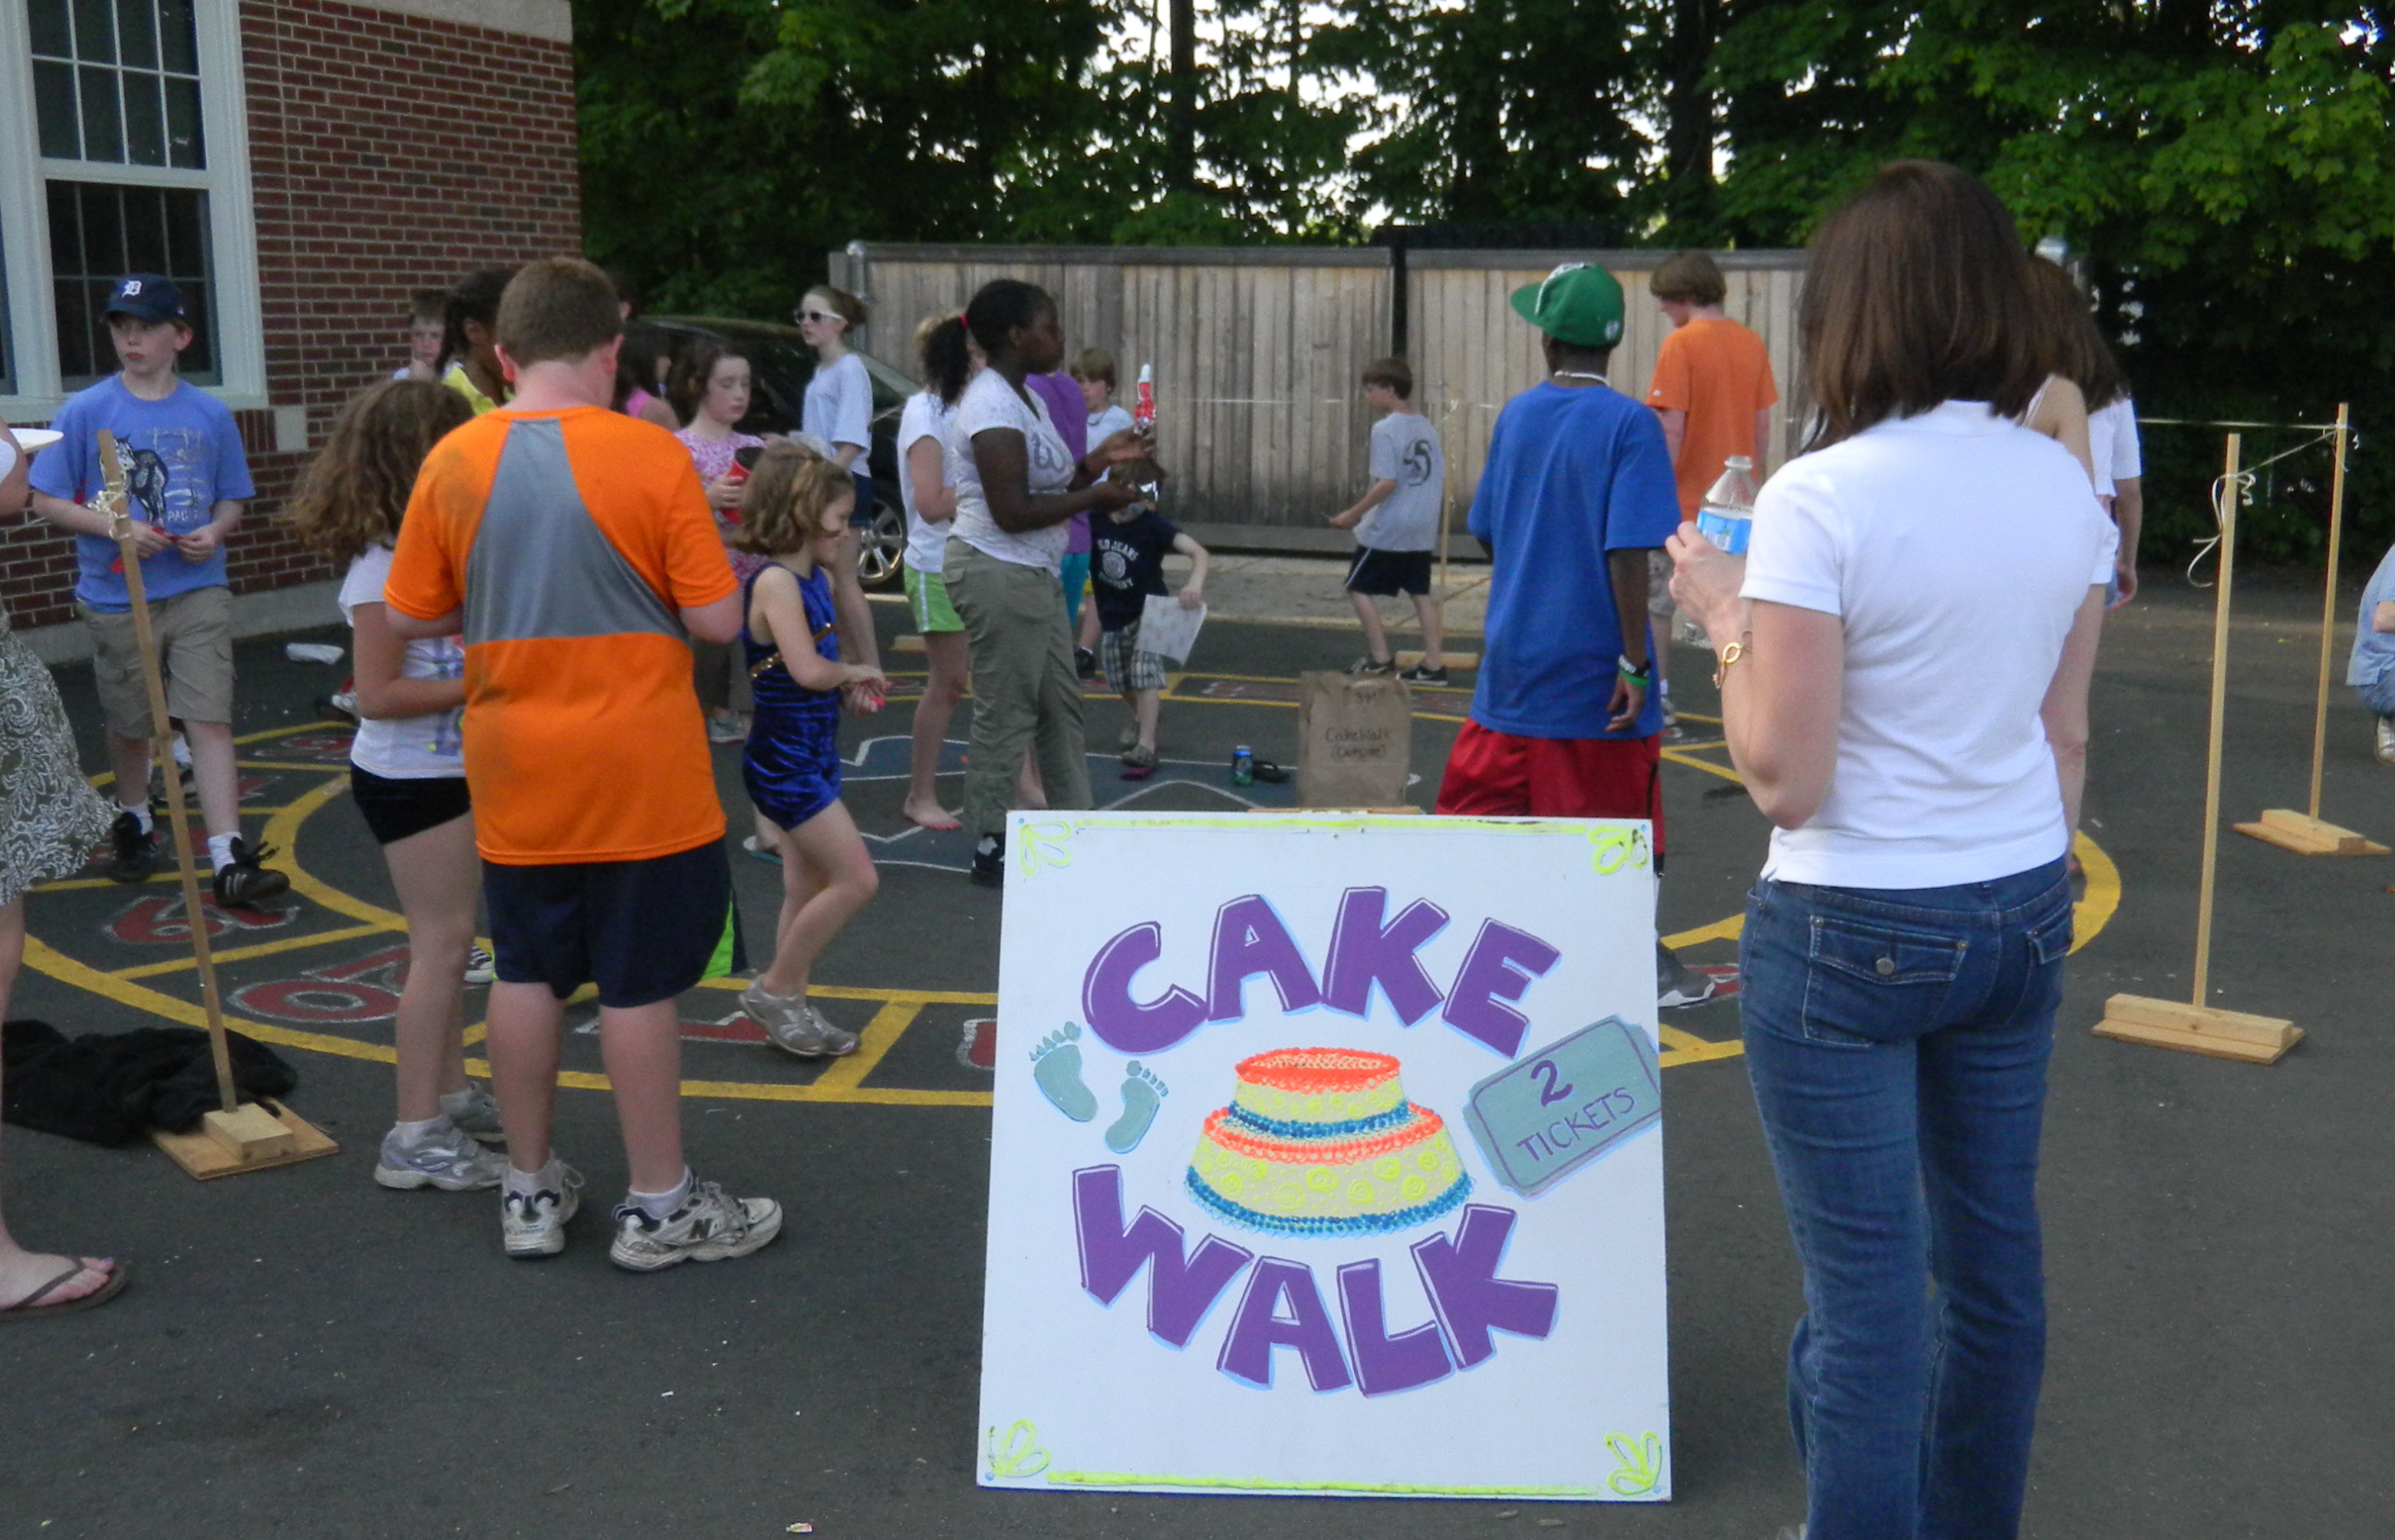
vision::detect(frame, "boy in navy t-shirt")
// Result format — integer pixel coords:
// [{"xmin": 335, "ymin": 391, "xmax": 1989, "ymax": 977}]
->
[
  {"xmin": 28, "ymin": 275, "xmax": 287, "ymax": 907},
  {"xmin": 1431, "ymin": 262, "xmax": 1711, "ymax": 1006},
  {"xmin": 1091, "ymin": 458, "xmax": 1208, "ymax": 778}
]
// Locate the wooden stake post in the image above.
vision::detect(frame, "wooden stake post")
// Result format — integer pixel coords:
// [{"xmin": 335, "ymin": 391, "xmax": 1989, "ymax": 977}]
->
[
  {"xmin": 2096, "ymin": 435, "xmax": 2302, "ymax": 1064},
  {"xmin": 94, "ymin": 431, "xmax": 336, "ymax": 1176},
  {"xmin": 2234, "ymin": 403, "xmax": 2387, "ymax": 855}
]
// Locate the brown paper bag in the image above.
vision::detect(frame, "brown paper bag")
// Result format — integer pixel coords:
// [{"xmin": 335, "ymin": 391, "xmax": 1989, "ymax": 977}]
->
[{"xmin": 1296, "ymin": 671, "xmax": 1413, "ymax": 808}]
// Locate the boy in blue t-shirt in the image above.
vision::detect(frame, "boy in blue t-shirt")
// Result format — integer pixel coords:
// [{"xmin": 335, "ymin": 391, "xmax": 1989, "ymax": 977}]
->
[
  {"xmin": 28, "ymin": 275, "xmax": 287, "ymax": 906},
  {"xmin": 2351, "ymin": 538, "xmax": 2395, "ymax": 765},
  {"xmin": 1432, "ymin": 262, "xmax": 1710, "ymax": 1006},
  {"xmin": 1091, "ymin": 457, "xmax": 1208, "ymax": 779}
]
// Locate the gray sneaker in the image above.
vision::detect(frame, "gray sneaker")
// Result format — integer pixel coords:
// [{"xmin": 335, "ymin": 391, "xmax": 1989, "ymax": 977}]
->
[
  {"xmin": 443, "ymin": 1083, "xmax": 507, "ymax": 1147},
  {"xmin": 500, "ymin": 1160, "xmax": 584, "ymax": 1259},
  {"xmin": 1657, "ymin": 941, "xmax": 1718, "ymax": 1009},
  {"xmin": 609, "ymin": 1179, "xmax": 782, "ymax": 1272},
  {"xmin": 743, "ymin": 979, "xmax": 860, "ymax": 1058},
  {"xmin": 2377, "ymin": 715, "xmax": 2395, "ymax": 766},
  {"xmin": 374, "ymin": 1118, "xmax": 508, "ymax": 1192}
]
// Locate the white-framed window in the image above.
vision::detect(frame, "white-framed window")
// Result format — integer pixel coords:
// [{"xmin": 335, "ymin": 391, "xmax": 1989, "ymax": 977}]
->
[{"xmin": 0, "ymin": 0, "xmax": 265, "ymax": 416}]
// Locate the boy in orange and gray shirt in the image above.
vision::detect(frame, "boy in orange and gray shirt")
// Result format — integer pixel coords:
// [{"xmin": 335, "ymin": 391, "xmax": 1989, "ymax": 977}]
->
[
  {"xmin": 1643, "ymin": 250, "xmax": 1777, "ymax": 719},
  {"xmin": 386, "ymin": 257, "xmax": 779, "ymax": 1274}
]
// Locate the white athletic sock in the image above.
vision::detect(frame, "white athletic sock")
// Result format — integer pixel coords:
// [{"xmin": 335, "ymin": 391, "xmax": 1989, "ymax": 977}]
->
[
  {"xmin": 629, "ymin": 1169, "xmax": 694, "ymax": 1221},
  {"xmin": 390, "ymin": 1116, "xmax": 448, "ymax": 1145},
  {"xmin": 506, "ymin": 1158, "xmax": 563, "ymax": 1196},
  {"xmin": 206, "ymin": 833, "xmax": 237, "ymax": 872},
  {"xmin": 120, "ymin": 800, "xmax": 153, "ymax": 834}
]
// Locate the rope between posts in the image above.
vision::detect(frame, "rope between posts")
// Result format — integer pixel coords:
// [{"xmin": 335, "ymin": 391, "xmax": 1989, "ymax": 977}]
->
[{"xmin": 2183, "ymin": 426, "xmax": 2339, "ymax": 588}]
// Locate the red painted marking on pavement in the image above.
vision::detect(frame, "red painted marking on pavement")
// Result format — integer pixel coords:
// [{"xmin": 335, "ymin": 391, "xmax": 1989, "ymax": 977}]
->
[
  {"xmin": 107, "ymin": 892, "xmax": 298, "ymax": 945},
  {"xmin": 958, "ymin": 1016, "xmax": 996, "ymax": 1070},
  {"xmin": 229, "ymin": 943, "xmax": 410, "ymax": 1024}
]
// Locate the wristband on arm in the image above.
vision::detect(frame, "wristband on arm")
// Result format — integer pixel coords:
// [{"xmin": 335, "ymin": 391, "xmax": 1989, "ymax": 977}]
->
[{"xmin": 1616, "ymin": 653, "xmax": 1651, "ymax": 687}]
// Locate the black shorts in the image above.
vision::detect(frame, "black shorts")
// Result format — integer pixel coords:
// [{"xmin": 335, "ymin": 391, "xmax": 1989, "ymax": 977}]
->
[
  {"xmin": 1346, "ymin": 547, "xmax": 1434, "ymax": 597},
  {"xmin": 481, "ymin": 840, "xmax": 746, "ymax": 1009},
  {"xmin": 350, "ymin": 765, "xmax": 472, "ymax": 846}
]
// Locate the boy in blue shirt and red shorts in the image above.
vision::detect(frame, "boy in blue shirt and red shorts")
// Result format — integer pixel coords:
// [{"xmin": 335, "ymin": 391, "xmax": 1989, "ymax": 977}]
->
[{"xmin": 1433, "ymin": 262, "xmax": 1713, "ymax": 1007}]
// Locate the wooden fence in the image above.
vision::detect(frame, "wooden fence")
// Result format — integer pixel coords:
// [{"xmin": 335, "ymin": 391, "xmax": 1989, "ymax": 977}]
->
[{"xmin": 833, "ymin": 242, "xmax": 1807, "ymax": 551}]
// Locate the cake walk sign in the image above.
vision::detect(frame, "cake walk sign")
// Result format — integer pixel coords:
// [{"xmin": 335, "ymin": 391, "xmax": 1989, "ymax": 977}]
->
[{"xmin": 979, "ymin": 811, "xmax": 1670, "ymax": 1502}]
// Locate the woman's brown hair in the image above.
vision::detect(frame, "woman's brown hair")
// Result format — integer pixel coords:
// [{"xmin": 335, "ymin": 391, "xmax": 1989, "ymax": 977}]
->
[
  {"xmin": 2025, "ymin": 257, "xmax": 2128, "ymax": 412},
  {"xmin": 731, "ymin": 440, "xmax": 855, "ymax": 558},
  {"xmin": 1798, "ymin": 161, "xmax": 2044, "ymax": 450},
  {"xmin": 804, "ymin": 284, "xmax": 871, "ymax": 331},
  {"xmin": 667, "ymin": 337, "xmax": 743, "ymax": 426},
  {"xmin": 286, "ymin": 379, "xmax": 474, "ymax": 565}
]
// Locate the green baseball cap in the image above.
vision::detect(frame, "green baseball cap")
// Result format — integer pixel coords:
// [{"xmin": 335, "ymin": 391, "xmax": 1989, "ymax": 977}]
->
[{"xmin": 1510, "ymin": 262, "xmax": 1626, "ymax": 349}]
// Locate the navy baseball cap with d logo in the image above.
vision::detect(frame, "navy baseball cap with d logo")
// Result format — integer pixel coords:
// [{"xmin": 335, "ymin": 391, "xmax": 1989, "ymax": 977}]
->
[{"xmin": 104, "ymin": 275, "xmax": 187, "ymax": 324}]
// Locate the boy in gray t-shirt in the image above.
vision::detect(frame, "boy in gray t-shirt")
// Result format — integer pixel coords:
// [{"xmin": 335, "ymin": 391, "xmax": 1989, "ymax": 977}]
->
[{"xmin": 1328, "ymin": 357, "xmax": 1448, "ymax": 683}]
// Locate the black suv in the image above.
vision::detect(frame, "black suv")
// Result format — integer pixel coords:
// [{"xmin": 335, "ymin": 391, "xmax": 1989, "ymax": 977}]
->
[{"xmin": 647, "ymin": 316, "xmax": 916, "ymax": 588}]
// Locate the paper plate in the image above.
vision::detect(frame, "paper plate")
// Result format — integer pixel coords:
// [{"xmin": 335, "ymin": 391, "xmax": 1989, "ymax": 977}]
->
[{"xmin": 9, "ymin": 429, "xmax": 62, "ymax": 454}]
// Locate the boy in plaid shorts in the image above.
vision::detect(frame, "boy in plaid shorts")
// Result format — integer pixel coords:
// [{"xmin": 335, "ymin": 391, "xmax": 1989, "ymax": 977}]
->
[{"xmin": 1090, "ymin": 458, "xmax": 1207, "ymax": 779}]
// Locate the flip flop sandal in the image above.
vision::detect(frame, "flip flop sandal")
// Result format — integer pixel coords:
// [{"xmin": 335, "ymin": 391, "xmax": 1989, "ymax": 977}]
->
[
  {"xmin": 1, "ymin": 1260, "xmax": 128, "ymax": 1321},
  {"xmin": 1250, "ymin": 758, "xmax": 1290, "ymax": 784}
]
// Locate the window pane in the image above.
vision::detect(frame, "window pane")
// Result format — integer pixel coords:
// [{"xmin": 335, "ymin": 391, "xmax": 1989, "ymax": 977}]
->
[
  {"xmin": 35, "ymin": 59, "xmax": 81, "ymax": 158},
  {"xmin": 77, "ymin": 63, "xmax": 124, "ymax": 163},
  {"xmin": 48, "ymin": 180, "xmax": 219, "ymax": 385},
  {"xmin": 164, "ymin": 75, "xmax": 203, "ymax": 168},
  {"xmin": 29, "ymin": 0, "xmax": 72, "ymax": 57},
  {"xmin": 71, "ymin": 0, "xmax": 116, "ymax": 64},
  {"xmin": 116, "ymin": 0, "xmax": 157, "ymax": 69},
  {"xmin": 156, "ymin": 0, "xmax": 195, "ymax": 74},
  {"xmin": 123, "ymin": 71, "xmax": 165, "ymax": 164}
]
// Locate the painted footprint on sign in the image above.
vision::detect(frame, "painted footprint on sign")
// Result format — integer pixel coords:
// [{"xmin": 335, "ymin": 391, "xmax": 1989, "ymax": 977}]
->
[
  {"xmin": 1104, "ymin": 1061, "xmax": 1168, "ymax": 1153},
  {"xmin": 1030, "ymin": 1024, "xmax": 1098, "ymax": 1122}
]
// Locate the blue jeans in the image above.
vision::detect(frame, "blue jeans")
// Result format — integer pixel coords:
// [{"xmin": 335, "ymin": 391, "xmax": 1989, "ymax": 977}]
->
[
  {"xmin": 1739, "ymin": 859, "xmax": 2072, "ymax": 1540},
  {"xmin": 2356, "ymin": 670, "xmax": 2395, "ymax": 717}
]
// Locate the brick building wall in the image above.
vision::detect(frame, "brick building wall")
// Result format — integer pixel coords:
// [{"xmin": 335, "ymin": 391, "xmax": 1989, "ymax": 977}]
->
[{"xmin": 5, "ymin": 0, "xmax": 580, "ymax": 632}]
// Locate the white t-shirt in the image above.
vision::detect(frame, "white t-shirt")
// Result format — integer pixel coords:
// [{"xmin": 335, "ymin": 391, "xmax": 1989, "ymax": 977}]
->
[
  {"xmin": 1361, "ymin": 410, "xmax": 1445, "ymax": 551},
  {"xmin": 338, "ymin": 544, "xmax": 466, "ymax": 779},
  {"xmin": 947, "ymin": 369, "xmax": 1077, "ymax": 571},
  {"xmin": 1739, "ymin": 401, "xmax": 2117, "ymax": 889},
  {"xmin": 2088, "ymin": 396, "xmax": 2141, "ymax": 497},
  {"xmin": 1086, "ymin": 403, "xmax": 1134, "ymax": 447},
  {"xmin": 898, "ymin": 390, "xmax": 957, "ymax": 574},
  {"xmin": 803, "ymin": 351, "xmax": 873, "ymax": 452}
]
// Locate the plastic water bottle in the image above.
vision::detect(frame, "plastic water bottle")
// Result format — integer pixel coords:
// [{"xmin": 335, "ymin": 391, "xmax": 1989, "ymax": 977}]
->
[
  {"xmin": 1695, "ymin": 456, "xmax": 1758, "ymax": 554},
  {"xmin": 1134, "ymin": 364, "xmax": 1156, "ymax": 433}
]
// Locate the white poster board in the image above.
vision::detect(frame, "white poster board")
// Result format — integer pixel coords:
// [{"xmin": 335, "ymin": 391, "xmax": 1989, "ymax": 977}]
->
[{"xmin": 978, "ymin": 811, "xmax": 1669, "ymax": 1502}]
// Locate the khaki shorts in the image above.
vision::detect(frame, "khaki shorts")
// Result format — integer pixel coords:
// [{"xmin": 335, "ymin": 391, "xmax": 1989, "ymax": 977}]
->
[
  {"xmin": 82, "ymin": 584, "xmax": 234, "ymax": 739},
  {"xmin": 1646, "ymin": 548, "xmax": 1677, "ymax": 620}
]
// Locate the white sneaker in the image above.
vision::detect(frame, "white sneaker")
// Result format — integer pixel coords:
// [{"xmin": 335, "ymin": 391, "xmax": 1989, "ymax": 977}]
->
[
  {"xmin": 374, "ymin": 1118, "xmax": 507, "ymax": 1192},
  {"xmin": 609, "ymin": 1179, "xmax": 782, "ymax": 1272},
  {"xmin": 2376, "ymin": 715, "xmax": 2395, "ymax": 766},
  {"xmin": 743, "ymin": 979, "xmax": 859, "ymax": 1058},
  {"xmin": 500, "ymin": 1160, "xmax": 583, "ymax": 1259},
  {"xmin": 463, "ymin": 945, "xmax": 496, "ymax": 986},
  {"xmin": 443, "ymin": 1083, "xmax": 506, "ymax": 1147}
]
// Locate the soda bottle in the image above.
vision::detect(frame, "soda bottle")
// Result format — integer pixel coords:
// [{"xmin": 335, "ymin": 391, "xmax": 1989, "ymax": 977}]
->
[
  {"xmin": 1134, "ymin": 364, "xmax": 1156, "ymax": 433},
  {"xmin": 1695, "ymin": 455, "xmax": 1758, "ymax": 555},
  {"xmin": 1231, "ymin": 745, "xmax": 1254, "ymax": 786}
]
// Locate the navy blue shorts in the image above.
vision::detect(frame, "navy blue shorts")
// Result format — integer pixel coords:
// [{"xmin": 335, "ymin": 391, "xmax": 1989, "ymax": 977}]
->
[
  {"xmin": 482, "ymin": 840, "xmax": 745, "ymax": 1009},
  {"xmin": 1346, "ymin": 547, "xmax": 1433, "ymax": 597}
]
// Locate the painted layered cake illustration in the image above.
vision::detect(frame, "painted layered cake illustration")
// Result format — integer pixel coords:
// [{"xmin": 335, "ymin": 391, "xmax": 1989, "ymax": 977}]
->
[{"xmin": 1184, "ymin": 1048, "xmax": 1472, "ymax": 1238}]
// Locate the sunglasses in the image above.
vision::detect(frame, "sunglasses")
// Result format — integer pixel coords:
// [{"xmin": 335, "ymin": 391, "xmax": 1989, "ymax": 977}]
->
[{"xmin": 797, "ymin": 309, "xmax": 841, "ymax": 324}]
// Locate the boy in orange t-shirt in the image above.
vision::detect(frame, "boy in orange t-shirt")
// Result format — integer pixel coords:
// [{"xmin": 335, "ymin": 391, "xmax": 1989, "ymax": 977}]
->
[
  {"xmin": 386, "ymin": 258, "xmax": 781, "ymax": 1273},
  {"xmin": 1644, "ymin": 249, "xmax": 1778, "ymax": 716}
]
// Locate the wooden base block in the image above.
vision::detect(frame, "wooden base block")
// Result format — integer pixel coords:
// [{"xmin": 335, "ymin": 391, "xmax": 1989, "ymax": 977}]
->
[
  {"xmin": 204, "ymin": 1101, "xmax": 295, "ymax": 1160},
  {"xmin": 2233, "ymin": 808, "xmax": 2387, "ymax": 856},
  {"xmin": 1397, "ymin": 650, "xmax": 1477, "ymax": 673},
  {"xmin": 153, "ymin": 1100, "xmax": 339, "ymax": 1180},
  {"xmin": 2091, "ymin": 993, "xmax": 2303, "ymax": 1065}
]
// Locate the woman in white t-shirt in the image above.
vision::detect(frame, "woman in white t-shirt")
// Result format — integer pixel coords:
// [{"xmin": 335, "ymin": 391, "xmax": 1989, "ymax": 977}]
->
[
  {"xmin": 290, "ymin": 380, "xmax": 507, "ymax": 1196},
  {"xmin": 1669, "ymin": 163, "xmax": 2112, "ymax": 1540},
  {"xmin": 898, "ymin": 314, "xmax": 977, "ymax": 831},
  {"xmin": 2028, "ymin": 255, "xmax": 2142, "ymax": 604},
  {"xmin": 945, "ymin": 281, "xmax": 1145, "ymax": 885},
  {"xmin": 796, "ymin": 284, "xmax": 887, "ymax": 715}
]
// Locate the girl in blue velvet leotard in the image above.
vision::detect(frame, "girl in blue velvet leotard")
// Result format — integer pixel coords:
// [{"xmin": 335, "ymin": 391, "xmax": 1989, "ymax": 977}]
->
[{"xmin": 728, "ymin": 443, "xmax": 889, "ymax": 1059}]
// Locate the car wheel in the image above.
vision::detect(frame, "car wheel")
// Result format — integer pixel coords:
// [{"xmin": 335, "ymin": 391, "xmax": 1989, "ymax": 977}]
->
[{"xmin": 858, "ymin": 496, "xmax": 907, "ymax": 591}]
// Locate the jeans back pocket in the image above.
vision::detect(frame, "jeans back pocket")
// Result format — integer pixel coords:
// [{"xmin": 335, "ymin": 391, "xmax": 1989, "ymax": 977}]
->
[{"xmin": 1800, "ymin": 913, "xmax": 1970, "ymax": 1046}]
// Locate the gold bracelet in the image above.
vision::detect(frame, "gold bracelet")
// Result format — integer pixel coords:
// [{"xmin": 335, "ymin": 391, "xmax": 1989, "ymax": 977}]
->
[{"xmin": 1713, "ymin": 633, "xmax": 1751, "ymax": 689}]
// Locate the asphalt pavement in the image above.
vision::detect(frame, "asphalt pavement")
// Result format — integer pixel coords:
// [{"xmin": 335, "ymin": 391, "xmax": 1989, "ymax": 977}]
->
[{"xmin": 3, "ymin": 564, "xmax": 2391, "ymax": 1538}]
